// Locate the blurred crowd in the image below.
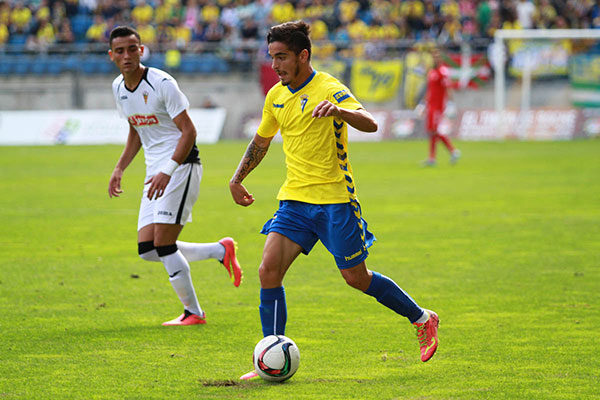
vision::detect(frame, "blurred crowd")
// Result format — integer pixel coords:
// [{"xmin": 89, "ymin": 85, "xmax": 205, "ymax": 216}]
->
[{"xmin": 1, "ymin": 0, "xmax": 600, "ymax": 53}]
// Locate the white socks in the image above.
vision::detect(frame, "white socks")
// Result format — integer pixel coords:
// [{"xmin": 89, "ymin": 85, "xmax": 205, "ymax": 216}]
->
[
  {"xmin": 160, "ymin": 250, "xmax": 202, "ymax": 316},
  {"xmin": 176, "ymin": 241, "xmax": 225, "ymax": 262},
  {"xmin": 139, "ymin": 241, "xmax": 225, "ymax": 263},
  {"xmin": 414, "ymin": 310, "xmax": 430, "ymax": 324}
]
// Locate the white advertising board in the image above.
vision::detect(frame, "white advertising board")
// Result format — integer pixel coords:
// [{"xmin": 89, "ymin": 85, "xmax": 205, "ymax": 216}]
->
[{"xmin": 0, "ymin": 108, "xmax": 226, "ymax": 145}]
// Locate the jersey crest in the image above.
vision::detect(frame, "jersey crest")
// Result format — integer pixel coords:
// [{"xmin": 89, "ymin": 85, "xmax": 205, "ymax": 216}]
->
[
  {"xmin": 142, "ymin": 90, "xmax": 149, "ymax": 104},
  {"xmin": 300, "ymin": 94, "xmax": 308, "ymax": 112}
]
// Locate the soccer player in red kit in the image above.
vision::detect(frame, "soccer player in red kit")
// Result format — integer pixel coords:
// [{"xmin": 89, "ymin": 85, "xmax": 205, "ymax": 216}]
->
[{"xmin": 423, "ymin": 48, "xmax": 460, "ymax": 166}]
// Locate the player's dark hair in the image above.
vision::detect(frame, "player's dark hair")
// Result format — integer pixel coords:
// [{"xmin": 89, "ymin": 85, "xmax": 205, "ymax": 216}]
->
[
  {"xmin": 109, "ymin": 26, "xmax": 141, "ymax": 48},
  {"xmin": 267, "ymin": 20, "xmax": 312, "ymax": 60}
]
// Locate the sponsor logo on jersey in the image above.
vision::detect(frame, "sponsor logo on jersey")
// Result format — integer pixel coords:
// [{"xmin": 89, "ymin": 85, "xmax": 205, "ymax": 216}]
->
[
  {"xmin": 300, "ymin": 94, "xmax": 308, "ymax": 112},
  {"xmin": 273, "ymin": 103, "xmax": 284, "ymax": 108},
  {"xmin": 158, "ymin": 210, "xmax": 173, "ymax": 216},
  {"xmin": 333, "ymin": 89, "xmax": 350, "ymax": 103},
  {"xmin": 128, "ymin": 114, "xmax": 159, "ymax": 126},
  {"xmin": 120, "ymin": 95, "xmax": 128, "ymax": 100},
  {"xmin": 143, "ymin": 90, "xmax": 149, "ymax": 104}
]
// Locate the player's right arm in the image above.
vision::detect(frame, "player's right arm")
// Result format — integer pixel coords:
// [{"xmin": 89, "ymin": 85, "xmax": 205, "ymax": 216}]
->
[
  {"xmin": 108, "ymin": 124, "xmax": 142, "ymax": 198},
  {"xmin": 229, "ymin": 133, "xmax": 273, "ymax": 206}
]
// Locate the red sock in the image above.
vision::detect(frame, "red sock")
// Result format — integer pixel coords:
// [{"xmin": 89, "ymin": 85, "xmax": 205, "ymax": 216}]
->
[
  {"xmin": 429, "ymin": 134, "xmax": 438, "ymax": 160},
  {"xmin": 438, "ymin": 134, "xmax": 455, "ymax": 152}
]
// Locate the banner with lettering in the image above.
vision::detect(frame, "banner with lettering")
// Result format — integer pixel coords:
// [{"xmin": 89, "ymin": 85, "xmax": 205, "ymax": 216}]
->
[
  {"xmin": 569, "ymin": 54, "xmax": 600, "ymax": 107},
  {"xmin": 508, "ymin": 40, "xmax": 570, "ymax": 78},
  {"xmin": 403, "ymin": 50, "xmax": 433, "ymax": 109},
  {"xmin": 351, "ymin": 60, "xmax": 403, "ymax": 103}
]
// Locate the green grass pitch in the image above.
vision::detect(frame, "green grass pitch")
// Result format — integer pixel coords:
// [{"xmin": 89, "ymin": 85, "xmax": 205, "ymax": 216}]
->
[{"xmin": 0, "ymin": 140, "xmax": 598, "ymax": 399}]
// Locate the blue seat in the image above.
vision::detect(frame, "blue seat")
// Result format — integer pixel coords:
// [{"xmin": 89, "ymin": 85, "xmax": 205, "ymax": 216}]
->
[
  {"xmin": 30, "ymin": 58, "xmax": 49, "ymax": 75},
  {"xmin": 0, "ymin": 59, "xmax": 14, "ymax": 75},
  {"xmin": 179, "ymin": 55, "xmax": 200, "ymax": 73},
  {"xmin": 8, "ymin": 34, "xmax": 27, "ymax": 53},
  {"xmin": 47, "ymin": 59, "xmax": 64, "ymax": 74},
  {"xmin": 63, "ymin": 55, "xmax": 81, "ymax": 72},
  {"xmin": 12, "ymin": 57, "xmax": 31, "ymax": 75},
  {"xmin": 97, "ymin": 58, "xmax": 114, "ymax": 74},
  {"xmin": 71, "ymin": 14, "xmax": 93, "ymax": 40},
  {"xmin": 146, "ymin": 54, "xmax": 165, "ymax": 70}
]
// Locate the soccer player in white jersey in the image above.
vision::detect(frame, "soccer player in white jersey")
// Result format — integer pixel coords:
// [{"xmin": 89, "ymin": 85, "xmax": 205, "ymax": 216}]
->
[{"xmin": 107, "ymin": 26, "xmax": 243, "ymax": 326}]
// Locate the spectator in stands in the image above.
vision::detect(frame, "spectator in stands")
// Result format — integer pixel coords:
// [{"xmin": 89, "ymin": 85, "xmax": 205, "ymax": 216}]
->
[
  {"xmin": 0, "ymin": 19, "xmax": 8, "ymax": 48},
  {"xmin": 132, "ymin": 0, "xmax": 153, "ymax": 26},
  {"xmin": 271, "ymin": 0, "xmax": 296, "ymax": 24},
  {"xmin": 154, "ymin": 0, "xmax": 173, "ymax": 26},
  {"xmin": 183, "ymin": 0, "xmax": 200, "ymax": 29},
  {"xmin": 50, "ymin": 1, "xmax": 67, "ymax": 29},
  {"xmin": 26, "ymin": 15, "xmax": 55, "ymax": 51},
  {"xmin": 405, "ymin": 0, "xmax": 426, "ymax": 37},
  {"xmin": 99, "ymin": 0, "xmax": 121, "ymax": 20},
  {"xmin": 220, "ymin": 2, "xmax": 240, "ymax": 33},
  {"xmin": 203, "ymin": 20, "xmax": 225, "ymax": 42},
  {"xmin": 86, "ymin": 14, "xmax": 108, "ymax": 42},
  {"xmin": 174, "ymin": 20, "xmax": 192, "ymax": 48},
  {"xmin": 64, "ymin": 0, "xmax": 79, "ymax": 18},
  {"xmin": 0, "ymin": 1, "xmax": 10, "ymax": 28},
  {"xmin": 240, "ymin": 17, "xmax": 259, "ymax": 40},
  {"xmin": 57, "ymin": 18, "xmax": 75, "ymax": 44},
  {"xmin": 338, "ymin": 0, "xmax": 360, "ymax": 24},
  {"xmin": 202, "ymin": 0, "xmax": 221, "ymax": 24},
  {"xmin": 516, "ymin": 0, "xmax": 535, "ymax": 29},
  {"xmin": 534, "ymin": 0, "xmax": 558, "ymax": 28},
  {"xmin": 10, "ymin": 1, "xmax": 32, "ymax": 34},
  {"xmin": 137, "ymin": 22, "xmax": 157, "ymax": 45},
  {"xmin": 476, "ymin": 0, "xmax": 492, "ymax": 37},
  {"xmin": 34, "ymin": 0, "xmax": 51, "ymax": 25}
]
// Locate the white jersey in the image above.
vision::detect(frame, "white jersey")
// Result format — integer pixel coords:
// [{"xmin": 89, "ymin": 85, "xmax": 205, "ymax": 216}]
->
[{"xmin": 112, "ymin": 66, "xmax": 198, "ymax": 176}]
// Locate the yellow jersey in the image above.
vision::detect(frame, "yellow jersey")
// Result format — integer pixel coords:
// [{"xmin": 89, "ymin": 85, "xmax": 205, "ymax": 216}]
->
[{"xmin": 257, "ymin": 71, "xmax": 364, "ymax": 205}]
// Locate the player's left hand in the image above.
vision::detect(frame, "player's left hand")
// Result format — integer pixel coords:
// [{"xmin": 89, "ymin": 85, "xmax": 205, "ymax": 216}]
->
[
  {"xmin": 312, "ymin": 100, "xmax": 340, "ymax": 119},
  {"xmin": 145, "ymin": 173, "xmax": 171, "ymax": 200}
]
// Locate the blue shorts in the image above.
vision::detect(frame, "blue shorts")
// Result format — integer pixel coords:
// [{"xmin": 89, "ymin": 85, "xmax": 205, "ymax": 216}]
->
[{"xmin": 260, "ymin": 200, "xmax": 376, "ymax": 269}]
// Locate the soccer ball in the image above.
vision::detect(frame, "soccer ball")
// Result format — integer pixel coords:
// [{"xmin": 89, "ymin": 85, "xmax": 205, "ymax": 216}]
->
[{"xmin": 253, "ymin": 335, "xmax": 300, "ymax": 382}]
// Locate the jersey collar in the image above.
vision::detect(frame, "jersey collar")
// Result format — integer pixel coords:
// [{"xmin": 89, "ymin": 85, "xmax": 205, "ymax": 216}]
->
[
  {"xmin": 124, "ymin": 66, "xmax": 149, "ymax": 93},
  {"xmin": 287, "ymin": 70, "xmax": 316, "ymax": 94}
]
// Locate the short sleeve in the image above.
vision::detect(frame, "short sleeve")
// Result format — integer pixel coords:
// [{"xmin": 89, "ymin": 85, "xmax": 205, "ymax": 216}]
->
[
  {"xmin": 159, "ymin": 77, "xmax": 190, "ymax": 119},
  {"xmin": 330, "ymin": 83, "xmax": 363, "ymax": 110},
  {"xmin": 257, "ymin": 91, "xmax": 280, "ymax": 138},
  {"xmin": 112, "ymin": 79, "xmax": 126, "ymax": 119}
]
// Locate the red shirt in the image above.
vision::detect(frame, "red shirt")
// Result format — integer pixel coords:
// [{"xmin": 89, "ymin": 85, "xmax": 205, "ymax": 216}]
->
[{"xmin": 426, "ymin": 65, "xmax": 451, "ymax": 112}]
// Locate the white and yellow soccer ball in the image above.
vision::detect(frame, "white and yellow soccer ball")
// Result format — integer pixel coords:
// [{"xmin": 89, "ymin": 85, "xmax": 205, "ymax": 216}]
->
[{"xmin": 253, "ymin": 335, "xmax": 300, "ymax": 382}]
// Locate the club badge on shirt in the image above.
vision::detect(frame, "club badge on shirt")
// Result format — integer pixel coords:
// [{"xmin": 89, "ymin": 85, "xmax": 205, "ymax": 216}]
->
[
  {"xmin": 300, "ymin": 94, "xmax": 308, "ymax": 112},
  {"xmin": 143, "ymin": 90, "xmax": 149, "ymax": 104}
]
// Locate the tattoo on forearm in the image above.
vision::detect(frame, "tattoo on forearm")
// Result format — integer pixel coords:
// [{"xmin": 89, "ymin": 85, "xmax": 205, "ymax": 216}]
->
[{"xmin": 232, "ymin": 140, "xmax": 268, "ymax": 184}]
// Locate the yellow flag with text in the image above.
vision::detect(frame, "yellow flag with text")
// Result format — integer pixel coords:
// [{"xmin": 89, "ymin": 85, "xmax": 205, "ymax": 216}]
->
[{"xmin": 351, "ymin": 60, "xmax": 403, "ymax": 102}]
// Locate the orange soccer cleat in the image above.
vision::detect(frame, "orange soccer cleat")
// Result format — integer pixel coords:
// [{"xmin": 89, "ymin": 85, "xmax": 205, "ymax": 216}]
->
[
  {"xmin": 219, "ymin": 237, "xmax": 243, "ymax": 287},
  {"xmin": 414, "ymin": 309, "xmax": 439, "ymax": 362}
]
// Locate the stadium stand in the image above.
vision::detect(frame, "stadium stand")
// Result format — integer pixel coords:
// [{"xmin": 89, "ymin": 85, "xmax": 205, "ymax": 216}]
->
[{"xmin": 0, "ymin": 0, "xmax": 598, "ymax": 76}]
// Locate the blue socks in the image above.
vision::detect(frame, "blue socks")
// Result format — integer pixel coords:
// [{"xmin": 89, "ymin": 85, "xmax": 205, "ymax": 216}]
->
[
  {"xmin": 260, "ymin": 287, "xmax": 287, "ymax": 336},
  {"xmin": 365, "ymin": 271, "xmax": 424, "ymax": 323}
]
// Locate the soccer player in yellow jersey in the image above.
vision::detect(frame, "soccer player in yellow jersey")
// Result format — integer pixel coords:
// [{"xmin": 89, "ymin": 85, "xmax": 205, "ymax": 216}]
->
[{"xmin": 231, "ymin": 21, "xmax": 439, "ymax": 380}]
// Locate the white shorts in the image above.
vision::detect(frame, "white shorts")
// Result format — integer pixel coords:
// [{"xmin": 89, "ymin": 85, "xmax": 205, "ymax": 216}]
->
[{"xmin": 137, "ymin": 163, "xmax": 202, "ymax": 231}]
